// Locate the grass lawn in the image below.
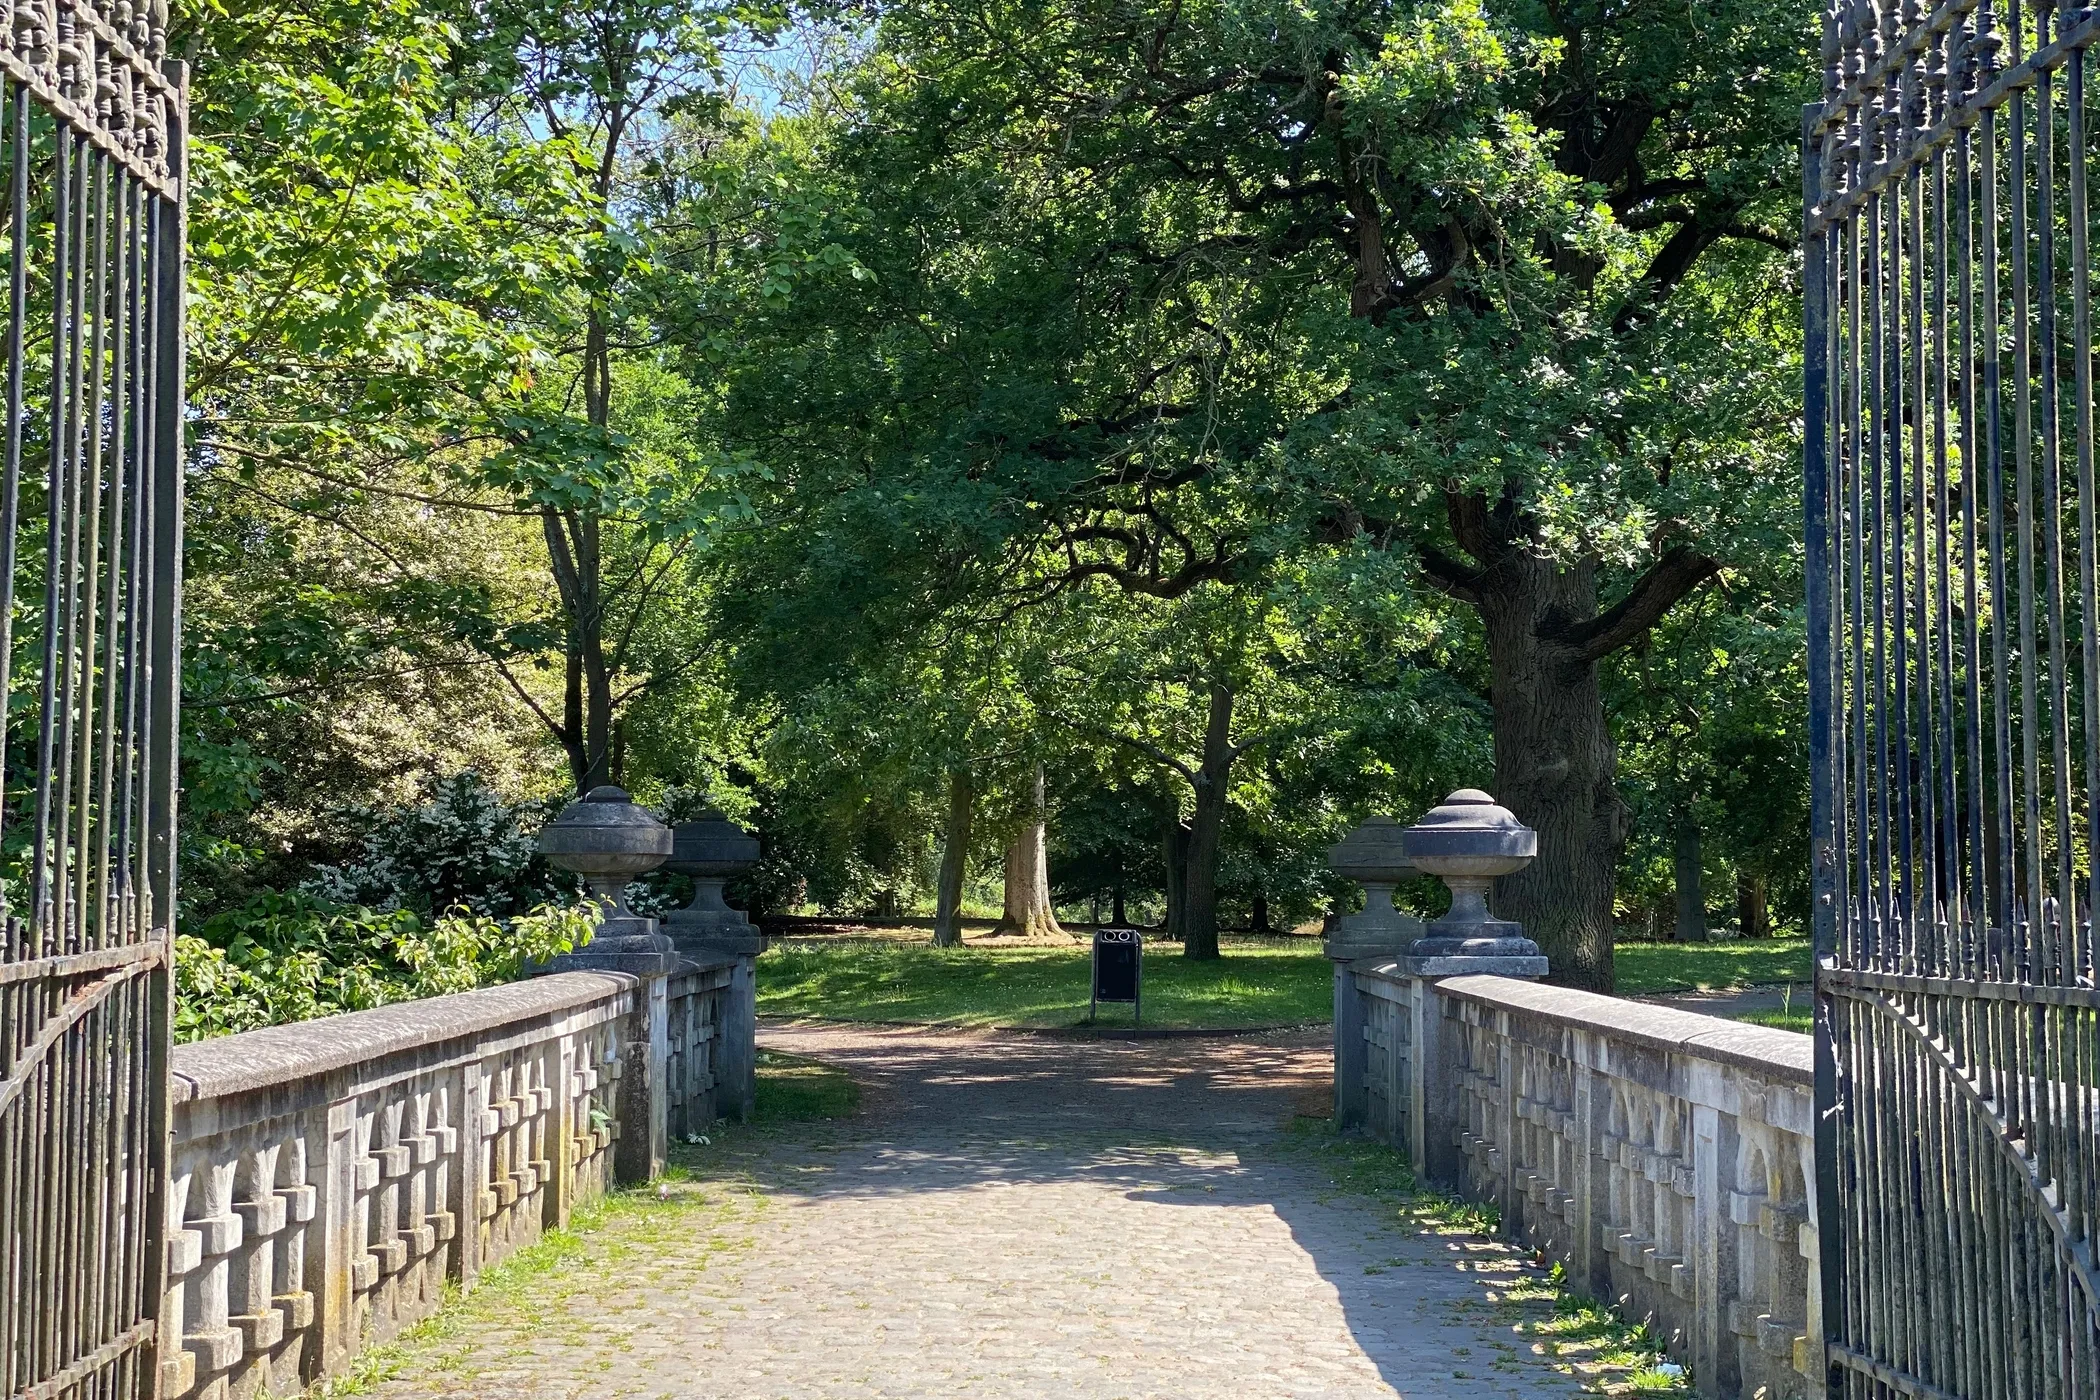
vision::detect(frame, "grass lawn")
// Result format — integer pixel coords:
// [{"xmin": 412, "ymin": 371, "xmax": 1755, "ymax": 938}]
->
[
  {"xmin": 1613, "ymin": 938, "xmax": 1811, "ymax": 995},
  {"xmin": 1737, "ymin": 1007, "xmax": 1814, "ymax": 1035},
  {"xmin": 756, "ymin": 932, "xmax": 1814, "ymax": 1032},
  {"xmin": 757, "ymin": 935, "xmax": 1332, "ymax": 1031},
  {"xmin": 747, "ymin": 1047, "xmax": 860, "ymax": 1120}
]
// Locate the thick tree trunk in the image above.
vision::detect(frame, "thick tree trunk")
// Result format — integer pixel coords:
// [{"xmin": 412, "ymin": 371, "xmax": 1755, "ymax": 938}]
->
[
  {"xmin": 1111, "ymin": 886, "xmax": 1126, "ymax": 923},
  {"xmin": 996, "ymin": 765, "xmax": 1065, "ymax": 940},
  {"xmin": 1673, "ymin": 809, "xmax": 1706, "ymax": 942},
  {"xmin": 1181, "ymin": 684, "xmax": 1235, "ymax": 960},
  {"xmin": 931, "ymin": 767, "xmax": 974, "ymax": 947},
  {"xmin": 1250, "ymin": 892, "xmax": 1271, "ymax": 933},
  {"xmin": 1737, "ymin": 870, "xmax": 1769, "ymax": 938},
  {"xmin": 1479, "ymin": 556, "xmax": 1622, "ymax": 991},
  {"xmin": 1161, "ymin": 813, "xmax": 1189, "ymax": 941}
]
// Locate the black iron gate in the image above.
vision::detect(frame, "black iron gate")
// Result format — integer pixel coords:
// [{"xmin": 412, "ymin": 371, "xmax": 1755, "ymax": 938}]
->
[
  {"xmin": 0, "ymin": 0, "xmax": 186, "ymax": 1395},
  {"xmin": 1806, "ymin": 1, "xmax": 2100, "ymax": 1396}
]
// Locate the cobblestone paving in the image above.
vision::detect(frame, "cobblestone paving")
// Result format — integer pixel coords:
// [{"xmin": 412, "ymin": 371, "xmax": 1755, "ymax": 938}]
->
[{"xmin": 369, "ymin": 1025, "xmax": 1589, "ymax": 1400}]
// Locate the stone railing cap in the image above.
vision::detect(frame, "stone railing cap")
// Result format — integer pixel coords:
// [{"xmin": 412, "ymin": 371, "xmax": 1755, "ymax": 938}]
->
[
  {"xmin": 670, "ymin": 950, "xmax": 742, "ymax": 976},
  {"xmin": 1326, "ymin": 815, "xmax": 1418, "ymax": 884},
  {"xmin": 1427, "ymin": 973, "xmax": 1812, "ymax": 1082},
  {"xmin": 1402, "ymin": 789, "xmax": 1537, "ymax": 862},
  {"xmin": 170, "ymin": 970, "xmax": 638, "ymax": 1104}
]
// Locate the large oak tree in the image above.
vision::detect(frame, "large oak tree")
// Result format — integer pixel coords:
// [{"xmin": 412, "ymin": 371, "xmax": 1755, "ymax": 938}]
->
[{"xmin": 687, "ymin": 0, "xmax": 1811, "ymax": 987}]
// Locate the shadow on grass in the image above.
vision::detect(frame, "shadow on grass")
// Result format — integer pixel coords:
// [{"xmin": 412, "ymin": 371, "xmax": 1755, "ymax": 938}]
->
[
  {"xmin": 756, "ymin": 937, "xmax": 1332, "ymax": 1030},
  {"xmin": 1613, "ymin": 939, "xmax": 1811, "ymax": 995}
]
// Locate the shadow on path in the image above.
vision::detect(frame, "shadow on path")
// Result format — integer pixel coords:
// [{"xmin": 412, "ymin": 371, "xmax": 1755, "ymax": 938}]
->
[{"xmin": 734, "ymin": 1023, "xmax": 1589, "ymax": 1399}]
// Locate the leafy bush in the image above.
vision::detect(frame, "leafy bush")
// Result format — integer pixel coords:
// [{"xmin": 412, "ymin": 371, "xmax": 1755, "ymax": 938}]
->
[
  {"xmin": 303, "ymin": 770, "xmax": 571, "ymax": 918},
  {"xmin": 174, "ymin": 890, "xmax": 595, "ymax": 1042}
]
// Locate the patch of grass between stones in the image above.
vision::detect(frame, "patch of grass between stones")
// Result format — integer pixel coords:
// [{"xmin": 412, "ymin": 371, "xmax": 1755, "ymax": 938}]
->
[
  {"xmin": 314, "ymin": 1178, "xmax": 735, "ymax": 1396},
  {"xmin": 1280, "ymin": 1117, "xmax": 1693, "ymax": 1397},
  {"xmin": 315, "ymin": 1049, "xmax": 859, "ymax": 1396},
  {"xmin": 744, "ymin": 1046, "xmax": 861, "ymax": 1123}
]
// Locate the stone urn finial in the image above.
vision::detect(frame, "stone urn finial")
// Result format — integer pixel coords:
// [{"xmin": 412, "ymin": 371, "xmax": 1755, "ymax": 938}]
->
[
  {"xmin": 663, "ymin": 795, "xmax": 763, "ymax": 956},
  {"xmin": 1401, "ymin": 789, "xmax": 1544, "ymax": 962},
  {"xmin": 537, "ymin": 785, "xmax": 675, "ymax": 963},
  {"xmin": 1324, "ymin": 816, "xmax": 1424, "ymax": 959}
]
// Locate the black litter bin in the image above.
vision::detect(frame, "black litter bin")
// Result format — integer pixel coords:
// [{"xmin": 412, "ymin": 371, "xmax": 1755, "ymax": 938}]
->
[{"xmin": 1091, "ymin": 927, "xmax": 1143, "ymax": 1023}]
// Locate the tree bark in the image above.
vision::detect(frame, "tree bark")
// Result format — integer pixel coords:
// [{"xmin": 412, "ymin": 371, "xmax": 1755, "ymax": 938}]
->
[
  {"xmin": 543, "ymin": 504, "xmax": 613, "ymax": 793},
  {"xmin": 1477, "ymin": 554, "xmax": 1623, "ymax": 991},
  {"xmin": 996, "ymin": 764, "xmax": 1065, "ymax": 940},
  {"xmin": 931, "ymin": 766, "xmax": 974, "ymax": 947},
  {"xmin": 1161, "ymin": 811, "xmax": 1189, "ymax": 942},
  {"xmin": 1431, "ymin": 493, "xmax": 1718, "ymax": 992},
  {"xmin": 1736, "ymin": 870, "xmax": 1769, "ymax": 938},
  {"xmin": 1181, "ymin": 683, "xmax": 1235, "ymax": 960},
  {"xmin": 1673, "ymin": 808, "xmax": 1706, "ymax": 942},
  {"xmin": 1250, "ymin": 892, "xmax": 1271, "ymax": 934},
  {"xmin": 533, "ymin": 105, "xmax": 631, "ymax": 796},
  {"xmin": 1111, "ymin": 885, "xmax": 1126, "ymax": 924}
]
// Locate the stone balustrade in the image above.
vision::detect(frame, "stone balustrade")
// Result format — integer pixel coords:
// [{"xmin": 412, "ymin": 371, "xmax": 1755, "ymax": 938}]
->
[
  {"xmin": 161, "ymin": 954, "xmax": 742, "ymax": 1400},
  {"xmin": 1335, "ymin": 963, "xmax": 1816, "ymax": 1400}
]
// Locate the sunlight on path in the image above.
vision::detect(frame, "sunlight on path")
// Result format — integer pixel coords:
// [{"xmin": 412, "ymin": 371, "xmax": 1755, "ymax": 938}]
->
[{"xmin": 364, "ymin": 1027, "xmax": 1593, "ymax": 1400}]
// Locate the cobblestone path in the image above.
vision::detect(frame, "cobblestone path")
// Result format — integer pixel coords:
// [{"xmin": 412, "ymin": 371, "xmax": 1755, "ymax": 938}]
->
[{"xmin": 369, "ymin": 1025, "xmax": 1591, "ymax": 1400}]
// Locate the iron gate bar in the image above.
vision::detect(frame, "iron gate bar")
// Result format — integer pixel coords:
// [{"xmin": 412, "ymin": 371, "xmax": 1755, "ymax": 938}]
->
[
  {"xmin": 0, "ymin": 940, "xmax": 161, "ymax": 986},
  {"xmin": 0, "ymin": 0, "xmax": 186, "ymax": 1395},
  {"xmin": 0, "ymin": 957, "xmax": 157, "ymax": 1122},
  {"xmin": 1827, "ymin": 964, "xmax": 2100, "ymax": 1004},
  {"xmin": 1809, "ymin": 1, "xmax": 2100, "ymax": 1395},
  {"xmin": 1850, "ymin": 986, "xmax": 2100, "ymax": 1315}
]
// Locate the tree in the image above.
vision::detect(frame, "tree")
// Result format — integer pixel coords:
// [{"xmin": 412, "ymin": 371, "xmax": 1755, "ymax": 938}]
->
[
  {"xmin": 1612, "ymin": 573, "xmax": 1810, "ymax": 942},
  {"xmin": 930, "ymin": 765, "xmax": 974, "ymax": 946},
  {"xmin": 173, "ymin": 0, "xmax": 780, "ymax": 920},
  {"xmin": 176, "ymin": 0, "xmax": 593, "ymax": 907},
  {"xmin": 994, "ymin": 764, "xmax": 1065, "ymax": 940},
  {"xmin": 1048, "ymin": 783, "xmax": 1167, "ymax": 927},
  {"xmin": 690, "ymin": 0, "xmax": 1812, "ymax": 987},
  {"xmin": 456, "ymin": 0, "xmax": 779, "ymax": 792},
  {"xmin": 1037, "ymin": 569, "xmax": 1474, "ymax": 957}
]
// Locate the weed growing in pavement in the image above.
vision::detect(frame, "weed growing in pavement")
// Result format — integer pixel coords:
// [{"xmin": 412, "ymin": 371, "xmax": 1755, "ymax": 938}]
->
[
  {"xmin": 1279, "ymin": 1117, "xmax": 1692, "ymax": 1396},
  {"xmin": 313, "ymin": 1051, "xmax": 858, "ymax": 1396}
]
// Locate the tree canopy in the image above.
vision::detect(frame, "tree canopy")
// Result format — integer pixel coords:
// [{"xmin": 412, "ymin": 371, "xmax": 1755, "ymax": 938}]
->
[{"xmin": 155, "ymin": 0, "xmax": 1819, "ymax": 997}]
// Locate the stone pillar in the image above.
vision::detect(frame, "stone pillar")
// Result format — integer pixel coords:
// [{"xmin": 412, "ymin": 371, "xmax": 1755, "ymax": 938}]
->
[
  {"xmin": 1324, "ymin": 817, "xmax": 1423, "ymax": 1131},
  {"xmin": 614, "ymin": 973, "xmax": 670, "ymax": 1185},
  {"xmin": 533, "ymin": 786, "xmax": 678, "ymax": 978},
  {"xmin": 316, "ymin": 1095, "xmax": 360, "ymax": 1378},
  {"xmin": 661, "ymin": 802, "xmax": 764, "ymax": 1120},
  {"xmin": 532, "ymin": 786, "xmax": 677, "ymax": 1180},
  {"xmin": 1400, "ymin": 790, "xmax": 1550, "ymax": 1188}
]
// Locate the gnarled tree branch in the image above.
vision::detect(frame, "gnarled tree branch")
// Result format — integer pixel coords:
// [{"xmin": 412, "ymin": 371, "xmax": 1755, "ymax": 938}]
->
[{"xmin": 1549, "ymin": 546, "xmax": 1720, "ymax": 662}]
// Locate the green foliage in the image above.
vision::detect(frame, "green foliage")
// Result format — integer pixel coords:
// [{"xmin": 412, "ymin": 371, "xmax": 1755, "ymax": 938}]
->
[
  {"xmin": 304, "ymin": 771, "xmax": 571, "ymax": 918},
  {"xmin": 167, "ymin": 0, "xmax": 1824, "ymax": 1018},
  {"xmin": 174, "ymin": 893, "xmax": 595, "ymax": 1041}
]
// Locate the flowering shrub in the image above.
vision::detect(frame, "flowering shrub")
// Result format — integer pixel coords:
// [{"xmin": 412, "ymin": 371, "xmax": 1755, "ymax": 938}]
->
[
  {"xmin": 174, "ymin": 891, "xmax": 596, "ymax": 1042},
  {"xmin": 304, "ymin": 770, "xmax": 572, "ymax": 918}
]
